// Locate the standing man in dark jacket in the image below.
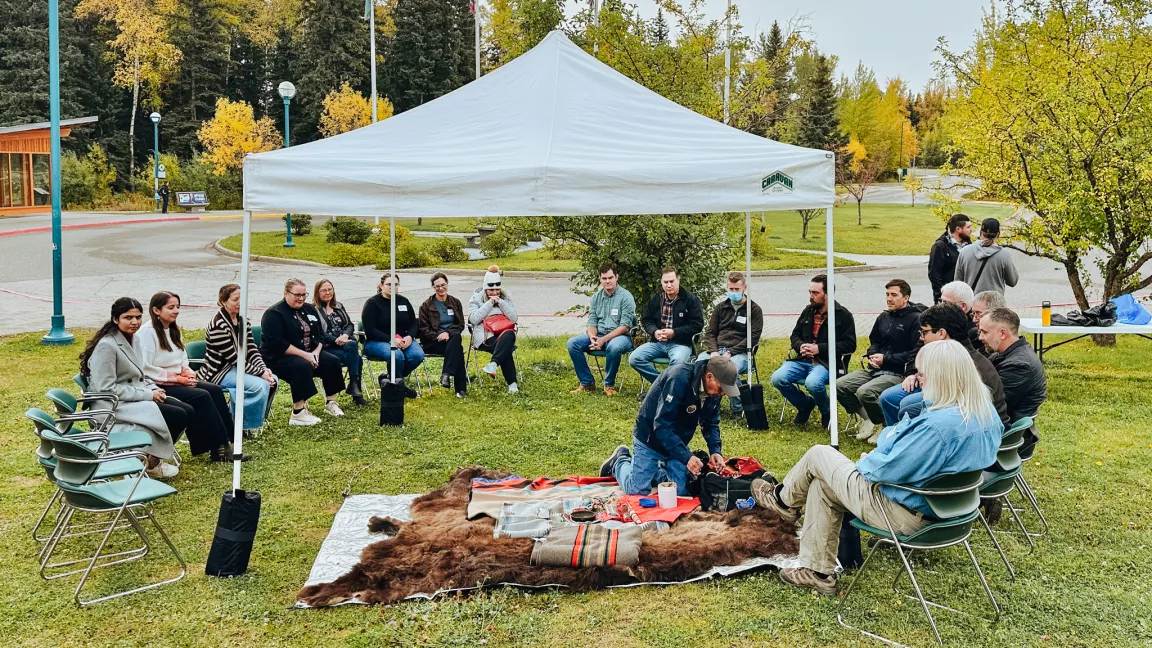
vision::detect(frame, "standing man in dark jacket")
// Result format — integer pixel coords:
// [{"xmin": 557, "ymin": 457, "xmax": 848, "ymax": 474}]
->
[
  {"xmin": 978, "ymin": 307, "xmax": 1047, "ymax": 452},
  {"xmin": 928, "ymin": 214, "xmax": 971, "ymax": 303},
  {"xmin": 600, "ymin": 357, "xmax": 741, "ymax": 496},
  {"xmin": 629, "ymin": 266, "xmax": 705, "ymax": 386},
  {"xmin": 697, "ymin": 271, "xmax": 762, "ymax": 416},
  {"xmin": 770, "ymin": 274, "xmax": 857, "ymax": 429},
  {"xmin": 158, "ymin": 182, "xmax": 170, "ymax": 214},
  {"xmin": 837, "ymin": 279, "xmax": 925, "ymax": 443}
]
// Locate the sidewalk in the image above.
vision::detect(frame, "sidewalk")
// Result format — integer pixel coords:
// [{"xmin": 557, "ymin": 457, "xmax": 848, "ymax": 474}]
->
[{"xmin": 0, "ymin": 210, "xmax": 278, "ymax": 237}]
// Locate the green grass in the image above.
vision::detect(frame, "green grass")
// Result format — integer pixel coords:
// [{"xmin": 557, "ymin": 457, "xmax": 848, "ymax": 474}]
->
[
  {"xmin": 395, "ymin": 218, "xmax": 479, "ymax": 233},
  {"xmin": 2, "ymin": 331, "xmax": 1150, "ymax": 646}
]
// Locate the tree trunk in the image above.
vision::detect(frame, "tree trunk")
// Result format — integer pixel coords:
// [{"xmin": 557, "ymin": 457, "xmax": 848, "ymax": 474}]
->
[
  {"xmin": 129, "ymin": 54, "xmax": 140, "ymax": 177},
  {"xmin": 856, "ymin": 199, "xmax": 863, "ymax": 225},
  {"xmin": 801, "ymin": 216, "xmax": 809, "ymax": 239},
  {"xmin": 1063, "ymin": 257, "xmax": 1115, "ymax": 346}
]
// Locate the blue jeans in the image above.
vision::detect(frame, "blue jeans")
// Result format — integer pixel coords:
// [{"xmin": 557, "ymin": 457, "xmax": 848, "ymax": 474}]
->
[
  {"xmin": 568, "ymin": 334, "xmax": 633, "ymax": 387},
  {"xmin": 363, "ymin": 340, "xmax": 425, "ymax": 379},
  {"xmin": 628, "ymin": 341, "xmax": 693, "ymax": 384},
  {"xmin": 219, "ymin": 368, "xmax": 272, "ymax": 431},
  {"xmin": 897, "ymin": 392, "xmax": 926, "ymax": 422},
  {"xmin": 327, "ymin": 339, "xmax": 363, "ymax": 377},
  {"xmin": 880, "ymin": 383, "xmax": 922, "ymax": 426},
  {"xmin": 696, "ymin": 351, "xmax": 749, "ymax": 414},
  {"xmin": 613, "ymin": 437, "xmax": 690, "ymax": 496},
  {"xmin": 770, "ymin": 360, "xmax": 831, "ymax": 416}
]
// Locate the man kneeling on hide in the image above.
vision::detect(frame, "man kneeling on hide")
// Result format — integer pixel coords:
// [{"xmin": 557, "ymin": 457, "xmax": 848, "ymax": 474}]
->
[
  {"xmin": 752, "ymin": 340, "xmax": 1002, "ymax": 595},
  {"xmin": 600, "ymin": 356, "xmax": 742, "ymax": 495}
]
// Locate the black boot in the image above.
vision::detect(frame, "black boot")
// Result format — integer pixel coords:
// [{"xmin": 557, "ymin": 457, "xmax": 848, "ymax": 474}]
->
[
  {"xmin": 210, "ymin": 444, "xmax": 251, "ymax": 463},
  {"xmin": 400, "ymin": 379, "xmax": 419, "ymax": 399},
  {"xmin": 348, "ymin": 372, "xmax": 367, "ymax": 406}
]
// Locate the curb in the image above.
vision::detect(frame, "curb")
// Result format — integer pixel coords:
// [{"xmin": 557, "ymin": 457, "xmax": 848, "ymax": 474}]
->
[
  {"xmin": 212, "ymin": 241, "xmax": 329, "ymax": 268},
  {"xmin": 0, "ymin": 212, "xmax": 282, "ymax": 238}
]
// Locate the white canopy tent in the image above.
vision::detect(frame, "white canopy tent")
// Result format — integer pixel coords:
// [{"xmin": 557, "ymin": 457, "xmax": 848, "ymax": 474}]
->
[{"xmin": 234, "ymin": 31, "xmax": 841, "ymax": 491}]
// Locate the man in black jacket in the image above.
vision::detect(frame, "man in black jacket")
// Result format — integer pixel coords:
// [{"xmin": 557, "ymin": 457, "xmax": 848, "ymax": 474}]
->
[
  {"xmin": 628, "ymin": 266, "xmax": 705, "ymax": 386},
  {"xmin": 837, "ymin": 279, "xmax": 925, "ymax": 443},
  {"xmin": 770, "ymin": 274, "xmax": 857, "ymax": 429},
  {"xmin": 928, "ymin": 214, "xmax": 971, "ymax": 303},
  {"xmin": 978, "ymin": 307, "xmax": 1047, "ymax": 450}
]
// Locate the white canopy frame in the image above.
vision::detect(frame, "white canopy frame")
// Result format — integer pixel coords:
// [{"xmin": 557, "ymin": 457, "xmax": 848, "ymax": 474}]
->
[{"xmin": 231, "ymin": 32, "xmax": 842, "ymax": 492}]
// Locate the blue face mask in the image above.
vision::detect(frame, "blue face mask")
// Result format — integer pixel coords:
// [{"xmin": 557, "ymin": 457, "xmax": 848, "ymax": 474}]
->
[{"xmin": 727, "ymin": 291, "xmax": 743, "ymax": 303}]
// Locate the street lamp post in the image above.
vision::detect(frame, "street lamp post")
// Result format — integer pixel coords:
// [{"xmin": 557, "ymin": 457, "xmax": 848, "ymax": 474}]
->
[
  {"xmin": 150, "ymin": 112, "xmax": 161, "ymax": 210},
  {"xmin": 278, "ymin": 81, "xmax": 297, "ymax": 248},
  {"xmin": 42, "ymin": 0, "xmax": 72, "ymax": 345}
]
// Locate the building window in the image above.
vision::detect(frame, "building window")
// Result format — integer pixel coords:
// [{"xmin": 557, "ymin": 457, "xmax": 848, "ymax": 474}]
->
[
  {"xmin": 0, "ymin": 155, "xmax": 9, "ymax": 208},
  {"xmin": 32, "ymin": 154, "xmax": 50, "ymax": 206},
  {"xmin": 9, "ymin": 153, "xmax": 27, "ymax": 207}
]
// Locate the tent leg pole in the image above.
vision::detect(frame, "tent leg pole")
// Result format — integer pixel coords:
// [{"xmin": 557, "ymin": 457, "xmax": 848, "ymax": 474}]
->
[
  {"xmin": 825, "ymin": 206, "xmax": 838, "ymax": 449},
  {"xmin": 390, "ymin": 215, "xmax": 396, "ymax": 384},
  {"xmin": 233, "ymin": 210, "xmax": 252, "ymax": 493},
  {"xmin": 745, "ymin": 211, "xmax": 752, "ymax": 355}
]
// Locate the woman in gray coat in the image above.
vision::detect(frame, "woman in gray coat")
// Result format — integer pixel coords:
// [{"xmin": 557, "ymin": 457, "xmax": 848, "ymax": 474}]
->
[
  {"xmin": 79, "ymin": 297, "xmax": 192, "ymax": 479},
  {"xmin": 467, "ymin": 265, "xmax": 520, "ymax": 393}
]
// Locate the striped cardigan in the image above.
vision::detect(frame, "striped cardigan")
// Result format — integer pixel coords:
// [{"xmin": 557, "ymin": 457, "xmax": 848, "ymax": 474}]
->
[{"xmin": 196, "ymin": 308, "xmax": 269, "ymax": 384}]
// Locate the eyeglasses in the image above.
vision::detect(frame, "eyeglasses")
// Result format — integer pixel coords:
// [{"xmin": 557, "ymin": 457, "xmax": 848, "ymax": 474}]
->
[
  {"xmin": 288, "ymin": 291, "xmax": 307, "ymax": 298},
  {"xmin": 485, "ymin": 284, "xmax": 501, "ymax": 289},
  {"xmin": 433, "ymin": 283, "xmax": 448, "ymax": 289}
]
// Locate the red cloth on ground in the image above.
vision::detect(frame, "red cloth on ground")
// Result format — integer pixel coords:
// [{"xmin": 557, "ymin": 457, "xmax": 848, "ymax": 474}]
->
[{"xmin": 618, "ymin": 495, "xmax": 701, "ymax": 524}]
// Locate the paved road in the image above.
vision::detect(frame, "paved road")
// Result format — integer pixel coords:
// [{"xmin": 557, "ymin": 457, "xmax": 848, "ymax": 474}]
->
[
  {"xmin": 0, "ymin": 213, "xmax": 1097, "ymax": 341},
  {"xmin": 859, "ymin": 169, "xmax": 980, "ymax": 205}
]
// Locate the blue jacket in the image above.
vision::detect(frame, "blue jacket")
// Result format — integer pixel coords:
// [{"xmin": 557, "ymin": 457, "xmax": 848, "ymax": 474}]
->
[
  {"xmin": 633, "ymin": 360, "xmax": 722, "ymax": 465},
  {"xmin": 856, "ymin": 403, "xmax": 1002, "ymax": 517}
]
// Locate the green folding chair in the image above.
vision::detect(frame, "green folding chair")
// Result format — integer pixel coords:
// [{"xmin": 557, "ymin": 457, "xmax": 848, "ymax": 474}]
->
[
  {"xmin": 38, "ymin": 427, "xmax": 185, "ymax": 606},
  {"xmin": 185, "ymin": 340, "xmax": 207, "ymax": 372},
  {"xmin": 837, "ymin": 469, "xmax": 998, "ymax": 647},
  {"xmin": 251, "ymin": 325, "xmax": 263, "ymax": 347},
  {"xmin": 466, "ymin": 324, "xmax": 525, "ymax": 388},
  {"xmin": 979, "ymin": 417, "xmax": 1041, "ymax": 559}
]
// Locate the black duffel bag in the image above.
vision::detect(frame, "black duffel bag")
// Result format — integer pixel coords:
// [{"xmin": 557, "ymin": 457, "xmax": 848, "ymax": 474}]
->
[
  {"xmin": 205, "ymin": 488, "xmax": 261, "ymax": 577},
  {"xmin": 379, "ymin": 377, "xmax": 406, "ymax": 426},
  {"xmin": 740, "ymin": 383, "xmax": 770, "ymax": 431}
]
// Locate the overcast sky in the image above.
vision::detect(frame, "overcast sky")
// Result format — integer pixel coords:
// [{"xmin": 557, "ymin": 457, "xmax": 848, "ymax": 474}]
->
[{"xmin": 628, "ymin": 0, "xmax": 991, "ymax": 92}]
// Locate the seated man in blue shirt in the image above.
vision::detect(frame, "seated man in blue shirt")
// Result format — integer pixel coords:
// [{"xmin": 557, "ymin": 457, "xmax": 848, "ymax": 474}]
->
[
  {"xmin": 600, "ymin": 356, "xmax": 742, "ymax": 496},
  {"xmin": 567, "ymin": 262, "xmax": 637, "ymax": 396},
  {"xmin": 751, "ymin": 340, "xmax": 1002, "ymax": 596}
]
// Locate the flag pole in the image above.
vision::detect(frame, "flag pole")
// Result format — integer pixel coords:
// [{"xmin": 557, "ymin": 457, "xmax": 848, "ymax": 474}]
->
[
  {"xmin": 723, "ymin": 0, "xmax": 731, "ymax": 125},
  {"xmin": 473, "ymin": 0, "xmax": 481, "ymax": 79},
  {"xmin": 370, "ymin": 0, "xmax": 378, "ymax": 123}
]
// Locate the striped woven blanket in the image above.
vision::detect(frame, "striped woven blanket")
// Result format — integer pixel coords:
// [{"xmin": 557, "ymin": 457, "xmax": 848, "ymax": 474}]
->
[
  {"xmin": 467, "ymin": 475, "xmax": 624, "ymax": 520},
  {"xmin": 530, "ymin": 524, "xmax": 643, "ymax": 568}
]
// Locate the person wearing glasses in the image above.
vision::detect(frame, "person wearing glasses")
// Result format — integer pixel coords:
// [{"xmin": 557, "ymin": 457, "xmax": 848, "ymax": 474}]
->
[
  {"xmin": 362, "ymin": 273, "xmax": 423, "ymax": 398},
  {"xmin": 418, "ymin": 272, "xmax": 468, "ymax": 397},
  {"xmin": 467, "ymin": 265, "xmax": 520, "ymax": 393},
  {"xmin": 260, "ymin": 278, "xmax": 347, "ymax": 426},
  {"xmin": 313, "ymin": 279, "xmax": 366, "ymax": 406}
]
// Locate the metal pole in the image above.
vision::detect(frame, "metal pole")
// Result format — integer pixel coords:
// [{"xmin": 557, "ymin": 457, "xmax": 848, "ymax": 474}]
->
[
  {"xmin": 153, "ymin": 122, "xmax": 160, "ymax": 210},
  {"xmin": 745, "ymin": 212, "xmax": 752, "ymax": 349},
  {"xmin": 474, "ymin": 1, "xmax": 481, "ymax": 79},
  {"xmin": 389, "ymin": 215, "xmax": 396, "ymax": 382},
  {"xmin": 370, "ymin": 0, "xmax": 378, "ymax": 123},
  {"xmin": 42, "ymin": 0, "xmax": 73, "ymax": 346},
  {"xmin": 723, "ymin": 0, "xmax": 731, "ymax": 125},
  {"xmin": 282, "ymin": 97, "xmax": 295, "ymax": 248},
  {"xmin": 826, "ymin": 205, "xmax": 838, "ymax": 448},
  {"xmin": 233, "ymin": 210, "xmax": 252, "ymax": 492},
  {"xmin": 592, "ymin": 0, "xmax": 599, "ymax": 56}
]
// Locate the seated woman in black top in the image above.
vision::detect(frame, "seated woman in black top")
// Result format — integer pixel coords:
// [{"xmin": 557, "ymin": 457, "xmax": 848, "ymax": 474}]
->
[
  {"xmin": 314, "ymin": 278, "xmax": 365, "ymax": 405},
  {"xmin": 417, "ymin": 272, "xmax": 468, "ymax": 397},
  {"xmin": 362, "ymin": 273, "xmax": 423, "ymax": 398},
  {"xmin": 260, "ymin": 278, "xmax": 347, "ymax": 426}
]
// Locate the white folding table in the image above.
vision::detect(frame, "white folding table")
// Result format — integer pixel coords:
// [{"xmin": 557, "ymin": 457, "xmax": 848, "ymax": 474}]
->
[{"xmin": 1019, "ymin": 318, "xmax": 1152, "ymax": 362}]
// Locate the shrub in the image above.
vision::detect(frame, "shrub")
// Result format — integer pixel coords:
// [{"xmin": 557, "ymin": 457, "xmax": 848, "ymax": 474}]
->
[
  {"xmin": 327, "ymin": 243, "xmax": 379, "ymax": 267},
  {"xmin": 285, "ymin": 214, "xmax": 313, "ymax": 235},
  {"xmin": 61, "ymin": 145, "xmax": 116, "ymax": 208},
  {"xmin": 478, "ymin": 229, "xmax": 521, "ymax": 259},
  {"xmin": 366, "ymin": 223, "xmax": 414, "ymax": 254},
  {"xmin": 325, "ymin": 216, "xmax": 373, "ymax": 245},
  {"xmin": 426, "ymin": 237, "xmax": 469, "ymax": 263},
  {"xmin": 380, "ymin": 240, "xmax": 437, "ymax": 269},
  {"xmin": 542, "ymin": 240, "xmax": 584, "ymax": 260}
]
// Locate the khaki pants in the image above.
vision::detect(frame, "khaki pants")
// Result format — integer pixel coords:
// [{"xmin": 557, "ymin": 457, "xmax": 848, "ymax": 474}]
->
[
  {"xmin": 782, "ymin": 445, "xmax": 925, "ymax": 575},
  {"xmin": 836, "ymin": 369, "xmax": 903, "ymax": 423}
]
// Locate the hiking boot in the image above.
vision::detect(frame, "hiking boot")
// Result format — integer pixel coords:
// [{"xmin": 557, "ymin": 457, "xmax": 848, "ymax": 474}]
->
[
  {"xmin": 290, "ymin": 408, "xmax": 321, "ymax": 426},
  {"xmin": 323, "ymin": 401, "xmax": 345, "ymax": 417},
  {"xmin": 571, "ymin": 384, "xmax": 595, "ymax": 394},
  {"xmin": 793, "ymin": 398, "xmax": 816, "ymax": 427},
  {"xmin": 440, "ymin": 374, "xmax": 452, "ymax": 389},
  {"xmin": 600, "ymin": 445, "xmax": 631, "ymax": 478},
  {"xmin": 779, "ymin": 567, "xmax": 837, "ymax": 596},
  {"xmin": 603, "ymin": 386, "xmax": 618, "ymax": 397},
  {"xmin": 866, "ymin": 427, "xmax": 883, "ymax": 445},
  {"xmin": 750, "ymin": 479, "xmax": 800, "ymax": 524},
  {"xmin": 853, "ymin": 416, "xmax": 877, "ymax": 441}
]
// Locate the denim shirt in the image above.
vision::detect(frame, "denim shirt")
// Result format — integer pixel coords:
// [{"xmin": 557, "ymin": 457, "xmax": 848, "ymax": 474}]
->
[
  {"xmin": 588, "ymin": 286, "xmax": 637, "ymax": 336},
  {"xmin": 856, "ymin": 403, "xmax": 1002, "ymax": 516}
]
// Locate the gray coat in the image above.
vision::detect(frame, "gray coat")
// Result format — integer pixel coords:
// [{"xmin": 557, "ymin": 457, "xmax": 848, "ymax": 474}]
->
[
  {"xmin": 87, "ymin": 330, "xmax": 176, "ymax": 459},
  {"xmin": 467, "ymin": 288, "xmax": 518, "ymax": 349},
  {"xmin": 954, "ymin": 242, "xmax": 1019, "ymax": 295}
]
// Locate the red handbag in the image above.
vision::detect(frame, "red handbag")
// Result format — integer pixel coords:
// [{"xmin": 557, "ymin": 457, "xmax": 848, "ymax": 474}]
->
[{"xmin": 483, "ymin": 314, "xmax": 515, "ymax": 335}]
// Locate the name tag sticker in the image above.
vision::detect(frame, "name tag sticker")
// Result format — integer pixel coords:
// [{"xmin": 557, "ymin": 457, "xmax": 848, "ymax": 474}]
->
[
  {"xmin": 736, "ymin": 315, "xmax": 747, "ymax": 324},
  {"xmin": 399, "ymin": 305, "xmax": 409, "ymax": 312},
  {"xmin": 678, "ymin": 312, "xmax": 684, "ymax": 317},
  {"xmin": 307, "ymin": 315, "xmax": 318, "ymax": 322},
  {"xmin": 446, "ymin": 309, "xmax": 454, "ymax": 315},
  {"xmin": 611, "ymin": 308, "xmax": 619, "ymax": 316}
]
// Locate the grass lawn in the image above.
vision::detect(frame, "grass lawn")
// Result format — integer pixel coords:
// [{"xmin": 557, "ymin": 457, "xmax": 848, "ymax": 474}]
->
[
  {"xmin": 219, "ymin": 234, "xmax": 861, "ymax": 272},
  {"xmin": 1, "ymin": 331, "xmax": 1149, "ymax": 646}
]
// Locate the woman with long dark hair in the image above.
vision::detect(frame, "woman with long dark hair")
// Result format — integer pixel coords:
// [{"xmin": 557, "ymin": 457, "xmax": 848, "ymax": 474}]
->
[
  {"xmin": 418, "ymin": 272, "xmax": 468, "ymax": 397},
  {"xmin": 138, "ymin": 291, "xmax": 244, "ymax": 462},
  {"xmin": 79, "ymin": 297, "xmax": 190, "ymax": 479},
  {"xmin": 197, "ymin": 284, "xmax": 277, "ymax": 434},
  {"xmin": 313, "ymin": 278, "xmax": 366, "ymax": 405}
]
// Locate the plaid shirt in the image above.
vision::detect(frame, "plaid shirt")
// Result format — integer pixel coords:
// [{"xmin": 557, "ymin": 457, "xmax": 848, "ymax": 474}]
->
[
  {"xmin": 661, "ymin": 292, "xmax": 678, "ymax": 329},
  {"xmin": 812, "ymin": 309, "xmax": 826, "ymax": 338}
]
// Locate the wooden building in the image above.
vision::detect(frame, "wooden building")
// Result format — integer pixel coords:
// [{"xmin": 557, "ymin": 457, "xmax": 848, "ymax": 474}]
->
[{"xmin": 0, "ymin": 116, "xmax": 97, "ymax": 216}]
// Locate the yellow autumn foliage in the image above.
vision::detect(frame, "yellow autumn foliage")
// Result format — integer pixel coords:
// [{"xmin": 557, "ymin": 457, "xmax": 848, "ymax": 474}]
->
[
  {"xmin": 318, "ymin": 83, "xmax": 395, "ymax": 138},
  {"xmin": 197, "ymin": 98, "xmax": 283, "ymax": 175}
]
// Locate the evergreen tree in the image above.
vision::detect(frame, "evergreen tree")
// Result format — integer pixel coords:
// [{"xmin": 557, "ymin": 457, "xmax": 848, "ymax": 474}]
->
[
  {"xmin": 649, "ymin": 8, "xmax": 669, "ymax": 45},
  {"xmin": 384, "ymin": 0, "xmax": 472, "ymax": 113},
  {"xmin": 165, "ymin": 0, "xmax": 232, "ymax": 158},
  {"xmin": 756, "ymin": 21, "xmax": 792, "ymax": 135},
  {"xmin": 793, "ymin": 53, "xmax": 844, "ymax": 152},
  {"xmin": 293, "ymin": 0, "xmax": 372, "ymax": 142},
  {"xmin": 0, "ymin": 0, "xmax": 86, "ymax": 126}
]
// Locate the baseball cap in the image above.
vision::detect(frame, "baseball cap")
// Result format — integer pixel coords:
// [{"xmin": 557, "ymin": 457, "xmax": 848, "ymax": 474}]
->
[
  {"xmin": 980, "ymin": 218, "xmax": 1001, "ymax": 236},
  {"xmin": 705, "ymin": 356, "xmax": 742, "ymax": 398}
]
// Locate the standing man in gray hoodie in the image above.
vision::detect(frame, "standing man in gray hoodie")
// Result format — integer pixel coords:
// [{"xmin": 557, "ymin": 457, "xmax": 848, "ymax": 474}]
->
[{"xmin": 954, "ymin": 218, "xmax": 1019, "ymax": 295}]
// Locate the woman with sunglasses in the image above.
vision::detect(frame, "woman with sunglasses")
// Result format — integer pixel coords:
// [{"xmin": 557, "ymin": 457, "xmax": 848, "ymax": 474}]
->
[
  {"xmin": 418, "ymin": 272, "xmax": 468, "ymax": 397},
  {"xmin": 260, "ymin": 278, "xmax": 347, "ymax": 426},
  {"xmin": 362, "ymin": 273, "xmax": 424, "ymax": 398},
  {"xmin": 466, "ymin": 265, "xmax": 520, "ymax": 393}
]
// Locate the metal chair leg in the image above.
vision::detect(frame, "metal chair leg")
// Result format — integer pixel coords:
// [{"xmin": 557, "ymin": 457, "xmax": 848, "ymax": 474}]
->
[
  {"xmin": 32, "ymin": 488, "xmax": 62, "ymax": 543},
  {"xmin": 1002, "ymin": 493, "xmax": 1036, "ymax": 553},
  {"xmin": 1016, "ymin": 475, "xmax": 1049, "ymax": 537},
  {"xmin": 76, "ymin": 507, "xmax": 186, "ymax": 606},
  {"xmin": 977, "ymin": 510, "xmax": 1016, "ymax": 580},
  {"xmin": 962, "ymin": 540, "xmax": 1001, "ymax": 623}
]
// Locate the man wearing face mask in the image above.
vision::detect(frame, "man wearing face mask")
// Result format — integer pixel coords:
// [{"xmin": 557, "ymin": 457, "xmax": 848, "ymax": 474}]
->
[
  {"xmin": 928, "ymin": 214, "xmax": 972, "ymax": 304},
  {"xmin": 696, "ymin": 272, "xmax": 763, "ymax": 416}
]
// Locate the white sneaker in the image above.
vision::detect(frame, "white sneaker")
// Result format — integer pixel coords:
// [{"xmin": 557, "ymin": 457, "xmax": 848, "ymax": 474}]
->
[
  {"xmin": 853, "ymin": 416, "xmax": 876, "ymax": 441},
  {"xmin": 145, "ymin": 461, "xmax": 179, "ymax": 480},
  {"xmin": 290, "ymin": 408, "xmax": 321, "ymax": 426},
  {"xmin": 324, "ymin": 400, "xmax": 345, "ymax": 417},
  {"xmin": 507, "ymin": 382, "xmax": 519, "ymax": 394},
  {"xmin": 482, "ymin": 362, "xmax": 498, "ymax": 377}
]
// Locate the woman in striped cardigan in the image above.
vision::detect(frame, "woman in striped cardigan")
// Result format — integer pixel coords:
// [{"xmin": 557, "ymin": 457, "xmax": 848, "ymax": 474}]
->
[{"xmin": 197, "ymin": 283, "xmax": 277, "ymax": 433}]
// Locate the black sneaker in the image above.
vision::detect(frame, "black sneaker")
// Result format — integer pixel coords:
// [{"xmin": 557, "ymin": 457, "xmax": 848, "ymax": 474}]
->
[
  {"xmin": 793, "ymin": 398, "xmax": 816, "ymax": 427},
  {"xmin": 600, "ymin": 445, "xmax": 631, "ymax": 478},
  {"xmin": 440, "ymin": 374, "xmax": 452, "ymax": 389}
]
